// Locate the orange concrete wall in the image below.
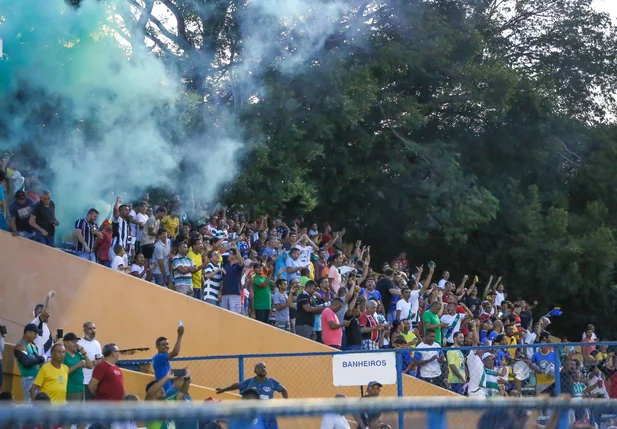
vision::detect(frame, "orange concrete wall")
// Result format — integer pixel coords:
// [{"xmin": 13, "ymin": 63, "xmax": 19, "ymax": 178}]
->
[{"xmin": 0, "ymin": 232, "xmax": 455, "ymax": 401}]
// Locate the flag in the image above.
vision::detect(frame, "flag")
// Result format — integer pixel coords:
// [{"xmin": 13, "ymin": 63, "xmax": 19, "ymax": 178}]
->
[{"xmin": 547, "ymin": 307, "xmax": 562, "ymax": 317}]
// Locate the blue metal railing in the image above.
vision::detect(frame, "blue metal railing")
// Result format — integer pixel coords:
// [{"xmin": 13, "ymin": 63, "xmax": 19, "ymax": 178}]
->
[
  {"xmin": 119, "ymin": 341, "xmax": 617, "ymax": 400},
  {"xmin": 1, "ymin": 397, "xmax": 617, "ymax": 429}
]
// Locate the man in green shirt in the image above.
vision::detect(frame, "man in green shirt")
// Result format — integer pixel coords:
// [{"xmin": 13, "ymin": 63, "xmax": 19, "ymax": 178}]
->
[
  {"xmin": 62, "ymin": 332, "xmax": 93, "ymax": 402},
  {"xmin": 252, "ymin": 262, "xmax": 274, "ymax": 324},
  {"xmin": 422, "ymin": 301, "xmax": 448, "ymax": 346}
]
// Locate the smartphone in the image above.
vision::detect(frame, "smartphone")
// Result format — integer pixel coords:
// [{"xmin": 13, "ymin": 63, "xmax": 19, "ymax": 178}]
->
[
  {"xmin": 95, "ymin": 354, "xmax": 103, "ymax": 360},
  {"xmin": 173, "ymin": 369, "xmax": 187, "ymax": 378},
  {"xmin": 0, "ymin": 325, "xmax": 7, "ymax": 336},
  {"xmin": 178, "ymin": 320, "xmax": 183, "ymax": 327},
  {"xmin": 57, "ymin": 328, "xmax": 64, "ymax": 339}
]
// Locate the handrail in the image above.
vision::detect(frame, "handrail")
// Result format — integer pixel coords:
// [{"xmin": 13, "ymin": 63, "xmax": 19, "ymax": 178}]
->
[{"xmin": 118, "ymin": 340, "xmax": 616, "ymax": 364}]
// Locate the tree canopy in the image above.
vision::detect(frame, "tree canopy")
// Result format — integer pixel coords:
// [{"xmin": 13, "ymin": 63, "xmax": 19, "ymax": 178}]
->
[{"xmin": 3, "ymin": 0, "xmax": 617, "ymax": 335}]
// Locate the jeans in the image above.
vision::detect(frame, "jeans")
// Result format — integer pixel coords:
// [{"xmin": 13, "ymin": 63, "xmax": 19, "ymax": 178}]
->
[
  {"xmin": 204, "ymin": 298, "xmax": 219, "ymax": 306},
  {"xmin": 33, "ymin": 232, "xmax": 55, "ymax": 247},
  {"xmin": 100, "ymin": 260, "xmax": 111, "ymax": 268},
  {"xmin": 17, "ymin": 231, "xmax": 36, "ymax": 239},
  {"xmin": 21, "ymin": 376, "xmax": 34, "ymax": 403},
  {"xmin": 153, "ymin": 274, "xmax": 165, "ymax": 286},
  {"xmin": 76, "ymin": 251, "xmax": 96, "ymax": 262},
  {"xmin": 192, "ymin": 288, "xmax": 202, "ymax": 300},
  {"xmin": 450, "ymin": 383, "xmax": 465, "ymax": 395}
]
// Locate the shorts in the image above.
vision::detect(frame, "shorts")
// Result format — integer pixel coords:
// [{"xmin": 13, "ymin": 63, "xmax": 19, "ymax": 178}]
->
[
  {"xmin": 275, "ymin": 321, "xmax": 290, "ymax": 331},
  {"xmin": 66, "ymin": 391, "xmax": 85, "ymax": 402},
  {"xmin": 175, "ymin": 284, "xmax": 193, "ymax": 295},
  {"xmin": 141, "ymin": 243, "xmax": 155, "ymax": 259},
  {"xmin": 221, "ymin": 295, "xmax": 242, "ymax": 314},
  {"xmin": 296, "ymin": 325, "xmax": 316, "ymax": 340}
]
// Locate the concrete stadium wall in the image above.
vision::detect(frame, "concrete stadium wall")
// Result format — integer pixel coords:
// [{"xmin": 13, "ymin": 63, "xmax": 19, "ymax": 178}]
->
[{"xmin": 0, "ymin": 231, "xmax": 456, "ymax": 402}]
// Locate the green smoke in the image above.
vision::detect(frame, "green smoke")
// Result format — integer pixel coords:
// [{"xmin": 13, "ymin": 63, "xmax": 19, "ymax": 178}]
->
[{"xmin": 0, "ymin": 0, "xmax": 240, "ymax": 227}]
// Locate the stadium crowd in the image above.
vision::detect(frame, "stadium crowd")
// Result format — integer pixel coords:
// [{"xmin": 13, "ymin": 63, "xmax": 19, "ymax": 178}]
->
[{"xmin": 0, "ymin": 158, "xmax": 615, "ymax": 428}]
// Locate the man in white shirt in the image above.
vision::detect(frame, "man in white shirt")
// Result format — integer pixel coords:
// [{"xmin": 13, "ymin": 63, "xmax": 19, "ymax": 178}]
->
[
  {"xmin": 437, "ymin": 271, "xmax": 449, "ymax": 289},
  {"xmin": 133, "ymin": 202, "xmax": 149, "ymax": 254},
  {"xmin": 396, "ymin": 288, "xmax": 413, "ymax": 321},
  {"xmin": 413, "ymin": 329, "xmax": 445, "ymax": 388},
  {"xmin": 31, "ymin": 290, "xmax": 55, "ymax": 360},
  {"xmin": 440, "ymin": 302, "xmax": 473, "ymax": 347},
  {"xmin": 151, "ymin": 228, "xmax": 172, "ymax": 287},
  {"xmin": 321, "ymin": 394, "xmax": 351, "ymax": 429},
  {"xmin": 78, "ymin": 321, "xmax": 102, "ymax": 400},
  {"xmin": 294, "ymin": 234, "xmax": 318, "ymax": 267}
]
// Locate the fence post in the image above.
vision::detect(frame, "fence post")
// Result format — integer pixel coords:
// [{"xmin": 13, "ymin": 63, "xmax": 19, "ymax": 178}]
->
[
  {"xmin": 553, "ymin": 344, "xmax": 561, "ymax": 396},
  {"xmin": 396, "ymin": 351, "xmax": 404, "ymax": 429},
  {"xmin": 427, "ymin": 411, "xmax": 446, "ymax": 429},
  {"xmin": 239, "ymin": 356, "xmax": 245, "ymax": 383}
]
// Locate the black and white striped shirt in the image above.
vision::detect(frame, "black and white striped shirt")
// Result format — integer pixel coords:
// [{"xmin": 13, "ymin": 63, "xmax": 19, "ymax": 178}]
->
[
  {"xmin": 75, "ymin": 218, "xmax": 96, "ymax": 252},
  {"xmin": 111, "ymin": 216, "xmax": 130, "ymax": 248}
]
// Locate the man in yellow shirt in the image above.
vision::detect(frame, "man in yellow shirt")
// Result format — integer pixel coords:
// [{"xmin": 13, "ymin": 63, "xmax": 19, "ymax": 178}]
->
[
  {"xmin": 447, "ymin": 332, "xmax": 467, "ymax": 395},
  {"xmin": 161, "ymin": 210, "xmax": 180, "ymax": 239},
  {"xmin": 31, "ymin": 343, "xmax": 69, "ymax": 403},
  {"xmin": 400, "ymin": 319, "xmax": 419, "ymax": 347},
  {"xmin": 187, "ymin": 238, "xmax": 207, "ymax": 299}
]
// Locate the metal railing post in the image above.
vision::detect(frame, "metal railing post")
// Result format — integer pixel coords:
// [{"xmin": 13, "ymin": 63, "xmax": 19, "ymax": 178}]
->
[
  {"xmin": 427, "ymin": 411, "xmax": 446, "ymax": 429},
  {"xmin": 239, "ymin": 356, "xmax": 245, "ymax": 383},
  {"xmin": 395, "ymin": 350, "xmax": 404, "ymax": 429},
  {"xmin": 553, "ymin": 344, "xmax": 561, "ymax": 396}
]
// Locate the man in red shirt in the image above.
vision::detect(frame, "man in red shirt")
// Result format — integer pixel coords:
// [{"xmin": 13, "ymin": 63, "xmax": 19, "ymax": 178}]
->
[
  {"xmin": 88, "ymin": 343, "xmax": 125, "ymax": 400},
  {"xmin": 96, "ymin": 220, "xmax": 113, "ymax": 267}
]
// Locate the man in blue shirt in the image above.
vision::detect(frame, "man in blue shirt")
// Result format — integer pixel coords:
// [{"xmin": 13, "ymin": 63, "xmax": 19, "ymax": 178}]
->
[
  {"xmin": 220, "ymin": 248, "xmax": 244, "ymax": 315},
  {"xmin": 216, "ymin": 363, "xmax": 288, "ymax": 429},
  {"xmin": 152, "ymin": 324, "xmax": 184, "ymax": 391}
]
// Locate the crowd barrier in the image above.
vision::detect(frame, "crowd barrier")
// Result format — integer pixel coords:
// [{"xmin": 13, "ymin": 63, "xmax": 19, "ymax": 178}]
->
[
  {"xmin": 1, "ymin": 396, "xmax": 617, "ymax": 428},
  {"xmin": 119, "ymin": 341, "xmax": 617, "ymax": 399}
]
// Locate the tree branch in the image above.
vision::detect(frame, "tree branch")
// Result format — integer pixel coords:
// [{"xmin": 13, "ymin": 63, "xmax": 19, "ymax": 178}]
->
[
  {"xmin": 126, "ymin": 0, "xmax": 191, "ymax": 51},
  {"xmin": 158, "ymin": 0, "xmax": 187, "ymax": 43}
]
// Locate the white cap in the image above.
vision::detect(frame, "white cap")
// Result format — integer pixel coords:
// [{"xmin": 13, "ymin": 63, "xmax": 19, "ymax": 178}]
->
[{"xmin": 482, "ymin": 352, "xmax": 495, "ymax": 361}]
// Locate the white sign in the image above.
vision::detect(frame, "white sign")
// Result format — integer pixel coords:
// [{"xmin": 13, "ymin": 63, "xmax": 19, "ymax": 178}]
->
[{"xmin": 332, "ymin": 352, "xmax": 397, "ymax": 387}]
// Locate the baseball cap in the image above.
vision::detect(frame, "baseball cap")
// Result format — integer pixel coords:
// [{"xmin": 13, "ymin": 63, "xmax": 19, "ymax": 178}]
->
[
  {"xmin": 367, "ymin": 381, "xmax": 383, "ymax": 388},
  {"xmin": 24, "ymin": 323, "xmax": 41, "ymax": 334},
  {"xmin": 481, "ymin": 352, "xmax": 495, "ymax": 361},
  {"xmin": 63, "ymin": 333, "xmax": 81, "ymax": 341},
  {"xmin": 14, "ymin": 190, "xmax": 26, "ymax": 199}
]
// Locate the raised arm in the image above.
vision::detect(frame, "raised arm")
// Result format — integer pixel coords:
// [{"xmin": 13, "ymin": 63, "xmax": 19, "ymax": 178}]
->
[
  {"xmin": 167, "ymin": 325, "xmax": 184, "ymax": 360},
  {"xmin": 482, "ymin": 275, "xmax": 494, "ymax": 299}
]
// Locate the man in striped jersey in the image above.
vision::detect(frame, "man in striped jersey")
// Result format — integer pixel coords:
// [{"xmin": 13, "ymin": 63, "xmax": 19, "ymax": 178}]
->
[
  {"xmin": 478, "ymin": 353, "xmax": 507, "ymax": 397},
  {"xmin": 109, "ymin": 197, "xmax": 131, "ymax": 267},
  {"xmin": 75, "ymin": 209, "xmax": 103, "ymax": 262},
  {"xmin": 172, "ymin": 242, "xmax": 200, "ymax": 296},
  {"xmin": 203, "ymin": 250, "xmax": 225, "ymax": 305}
]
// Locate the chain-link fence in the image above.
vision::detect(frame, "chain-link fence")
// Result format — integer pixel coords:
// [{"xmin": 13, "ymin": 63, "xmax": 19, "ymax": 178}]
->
[
  {"xmin": 1, "ymin": 396, "xmax": 617, "ymax": 429},
  {"xmin": 119, "ymin": 341, "xmax": 617, "ymax": 402}
]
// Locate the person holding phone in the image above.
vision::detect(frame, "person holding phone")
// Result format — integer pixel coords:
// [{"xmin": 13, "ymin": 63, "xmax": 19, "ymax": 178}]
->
[{"xmin": 152, "ymin": 323, "xmax": 185, "ymax": 391}]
